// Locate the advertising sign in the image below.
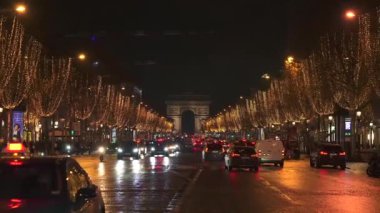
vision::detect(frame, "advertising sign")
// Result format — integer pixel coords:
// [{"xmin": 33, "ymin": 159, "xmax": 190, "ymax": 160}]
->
[{"xmin": 12, "ymin": 111, "xmax": 24, "ymax": 140}]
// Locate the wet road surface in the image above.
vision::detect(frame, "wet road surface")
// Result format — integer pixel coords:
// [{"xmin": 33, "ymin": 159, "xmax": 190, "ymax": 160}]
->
[{"xmin": 76, "ymin": 153, "xmax": 380, "ymax": 213}]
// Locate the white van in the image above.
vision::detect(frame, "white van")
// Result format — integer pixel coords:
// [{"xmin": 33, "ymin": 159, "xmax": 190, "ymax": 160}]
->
[{"xmin": 255, "ymin": 139, "xmax": 285, "ymax": 167}]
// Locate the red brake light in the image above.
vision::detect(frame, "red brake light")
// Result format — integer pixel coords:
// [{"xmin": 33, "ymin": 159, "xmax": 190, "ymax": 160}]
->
[
  {"xmin": 8, "ymin": 198, "xmax": 22, "ymax": 209},
  {"xmin": 231, "ymin": 153, "xmax": 240, "ymax": 157},
  {"xmin": 9, "ymin": 160, "xmax": 23, "ymax": 166},
  {"xmin": 205, "ymin": 148, "xmax": 208, "ymax": 152},
  {"xmin": 319, "ymin": 151, "xmax": 328, "ymax": 155},
  {"xmin": 251, "ymin": 154, "xmax": 258, "ymax": 158},
  {"xmin": 251, "ymin": 142, "xmax": 256, "ymax": 145},
  {"xmin": 339, "ymin": 152, "xmax": 346, "ymax": 156}
]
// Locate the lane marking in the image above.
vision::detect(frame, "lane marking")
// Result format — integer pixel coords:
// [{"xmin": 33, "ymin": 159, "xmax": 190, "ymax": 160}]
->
[
  {"xmin": 169, "ymin": 168, "xmax": 203, "ymax": 212},
  {"xmin": 259, "ymin": 177, "xmax": 298, "ymax": 205}
]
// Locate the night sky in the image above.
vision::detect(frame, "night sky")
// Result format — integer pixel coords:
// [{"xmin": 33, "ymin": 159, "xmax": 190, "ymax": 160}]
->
[{"xmin": 1, "ymin": 0, "xmax": 378, "ymax": 115}]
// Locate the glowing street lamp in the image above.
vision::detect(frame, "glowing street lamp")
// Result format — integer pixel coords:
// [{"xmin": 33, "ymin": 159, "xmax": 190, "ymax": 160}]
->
[
  {"xmin": 78, "ymin": 53, "xmax": 86, "ymax": 61},
  {"xmin": 15, "ymin": 4, "xmax": 27, "ymax": 14},
  {"xmin": 261, "ymin": 73, "xmax": 270, "ymax": 80},
  {"xmin": 345, "ymin": 10, "xmax": 356, "ymax": 20},
  {"xmin": 286, "ymin": 56, "xmax": 294, "ymax": 64}
]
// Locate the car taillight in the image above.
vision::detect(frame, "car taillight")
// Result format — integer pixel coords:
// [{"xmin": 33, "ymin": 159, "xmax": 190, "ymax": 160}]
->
[
  {"xmin": 281, "ymin": 150, "xmax": 285, "ymax": 156},
  {"xmin": 319, "ymin": 151, "xmax": 328, "ymax": 155},
  {"xmin": 231, "ymin": 153, "xmax": 240, "ymax": 157},
  {"xmin": 205, "ymin": 148, "xmax": 208, "ymax": 152},
  {"xmin": 251, "ymin": 154, "xmax": 258, "ymax": 158},
  {"xmin": 339, "ymin": 152, "xmax": 346, "ymax": 156},
  {"xmin": 258, "ymin": 150, "xmax": 262, "ymax": 156},
  {"xmin": 9, "ymin": 160, "xmax": 23, "ymax": 166}
]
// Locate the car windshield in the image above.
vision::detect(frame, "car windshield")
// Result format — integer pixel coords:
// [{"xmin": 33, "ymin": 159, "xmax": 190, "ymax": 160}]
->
[
  {"xmin": 121, "ymin": 142, "xmax": 136, "ymax": 148},
  {"xmin": 234, "ymin": 147, "xmax": 256, "ymax": 155},
  {"xmin": 0, "ymin": 163, "xmax": 61, "ymax": 198},
  {"xmin": 321, "ymin": 146, "xmax": 342, "ymax": 152}
]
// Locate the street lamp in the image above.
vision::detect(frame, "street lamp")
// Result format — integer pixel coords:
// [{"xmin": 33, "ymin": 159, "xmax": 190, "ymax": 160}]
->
[
  {"xmin": 14, "ymin": 4, "xmax": 27, "ymax": 14},
  {"xmin": 328, "ymin": 115, "xmax": 333, "ymax": 142},
  {"xmin": 78, "ymin": 53, "xmax": 86, "ymax": 61},
  {"xmin": 345, "ymin": 10, "xmax": 356, "ymax": 20},
  {"xmin": 356, "ymin": 111, "xmax": 362, "ymax": 150},
  {"xmin": 369, "ymin": 122, "xmax": 374, "ymax": 148},
  {"xmin": 261, "ymin": 73, "xmax": 270, "ymax": 80},
  {"xmin": 286, "ymin": 56, "xmax": 294, "ymax": 64}
]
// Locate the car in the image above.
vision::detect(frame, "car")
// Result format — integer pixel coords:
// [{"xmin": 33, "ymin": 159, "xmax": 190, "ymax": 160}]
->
[
  {"xmin": 224, "ymin": 146, "xmax": 259, "ymax": 172},
  {"xmin": 116, "ymin": 141, "xmax": 142, "ymax": 160},
  {"xmin": 255, "ymin": 139, "xmax": 285, "ymax": 167},
  {"xmin": 310, "ymin": 143, "xmax": 346, "ymax": 169},
  {"xmin": 147, "ymin": 140, "xmax": 170, "ymax": 157},
  {"xmin": 166, "ymin": 141, "xmax": 180, "ymax": 154},
  {"xmin": 180, "ymin": 137, "xmax": 193, "ymax": 152},
  {"xmin": 0, "ymin": 142, "xmax": 105, "ymax": 213},
  {"xmin": 106, "ymin": 143, "xmax": 118, "ymax": 154},
  {"xmin": 192, "ymin": 137, "xmax": 204, "ymax": 151},
  {"xmin": 202, "ymin": 143, "xmax": 224, "ymax": 161}
]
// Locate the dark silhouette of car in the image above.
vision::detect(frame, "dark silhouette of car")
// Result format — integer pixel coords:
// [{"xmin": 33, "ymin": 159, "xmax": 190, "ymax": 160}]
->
[
  {"xmin": 225, "ymin": 146, "xmax": 259, "ymax": 172},
  {"xmin": 0, "ymin": 157, "xmax": 105, "ymax": 213},
  {"xmin": 202, "ymin": 143, "xmax": 224, "ymax": 161},
  {"xmin": 310, "ymin": 143, "xmax": 346, "ymax": 169}
]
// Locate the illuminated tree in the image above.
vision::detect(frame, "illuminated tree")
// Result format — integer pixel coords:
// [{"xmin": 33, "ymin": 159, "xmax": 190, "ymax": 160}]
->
[
  {"xmin": 70, "ymin": 72, "xmax": 102, "ymax": 120},
  {"xmin": 1, "ymin": 38, "xmax": 41, "ymax": 109},
  {"xmin": 324, "ymin": 15, "xmax": 374, "ymax": 112},
  {"xmin": 30, "ymin": 57, "xmax": 72, "ymax": 117},
  {"xmin": 0, "ymin": 16, "xmax": 23, "ymax": 92}
]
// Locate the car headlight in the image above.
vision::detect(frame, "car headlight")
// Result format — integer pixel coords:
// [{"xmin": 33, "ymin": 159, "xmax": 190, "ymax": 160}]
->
[
  {"xmin": 151, "ymin": 147, "xmax": 155, "ymax": 151},
  {"xmin": 98, "ymin": 146, "xmax": 105, "ymax": 153},
  {"xmin": 66, "ymin": 145, "xmax": 71, "ymax": 150},
  {"xmin": 164, "ymin": 147, "xmax": 169, "ymax": 151},
  {"xmin": 117, "ymin": 148, "xmax": 123, "ymax": 153},
  {"xmin": 133, "ymin": 148, "xmax": 138, "ymax": 153}
]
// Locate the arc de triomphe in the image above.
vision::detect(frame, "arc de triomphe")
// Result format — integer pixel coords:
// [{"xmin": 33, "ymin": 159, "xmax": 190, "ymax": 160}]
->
[{"xmin": 166, "ymin": 94, "xmax": 210, "ymax": 134}]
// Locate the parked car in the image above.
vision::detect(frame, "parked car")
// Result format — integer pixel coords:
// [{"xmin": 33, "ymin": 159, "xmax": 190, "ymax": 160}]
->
[
  {"xmin": 255, "ymin": 139, "xmax": 285, "ymax": 167},
  {"xmin": 0, "ymin": 154, "xmax": 105, "ymax": 212},
  {"xmin": 202, "ymin": 143, "xmax": 224, "ymax": 161},
  {"xmin": 310, "ymin": 143, "xmax": 346, "ymax": 169},
  {"xmin": 225, "ymin": 146, "xmax": 259, "ymax": 172}
]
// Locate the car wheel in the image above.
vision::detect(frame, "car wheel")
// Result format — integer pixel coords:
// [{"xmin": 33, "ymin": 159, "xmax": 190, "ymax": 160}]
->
[
  {"xmin": 279, "ymin": 161, "xmax": 284, "ymax": 168},
  {"xmin": 228, "ymin": 166, "xmax": 232, "ymax": 171},
  {"xmin": 340, "ymin": 164, "xmax": 346, "ymax": 170},
  {"xmin": 314, "ymin": 160, "xmax": 320, "ymax": 168}
]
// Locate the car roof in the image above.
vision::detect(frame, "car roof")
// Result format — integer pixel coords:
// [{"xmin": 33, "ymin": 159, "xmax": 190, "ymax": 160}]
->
[{"xmin": 0, "ymin": 156, "xmax": 70, "ymax": 166}]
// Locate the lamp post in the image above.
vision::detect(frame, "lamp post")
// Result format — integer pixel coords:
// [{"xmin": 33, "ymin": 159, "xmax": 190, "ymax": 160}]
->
[
  {"xmin": 0, "ymin": 107, "xmax": 3, "ymax": 142},
  {"xmin": 369, "ymin": 122, "xmax": 374, "ymax": 148},
  {"xmin": 356, "ymin": 111, "xmax": 362, "ymax": 151},
  {"xmin": 328, "ymin": 115, "xmax": 333, "ymax": 143}
]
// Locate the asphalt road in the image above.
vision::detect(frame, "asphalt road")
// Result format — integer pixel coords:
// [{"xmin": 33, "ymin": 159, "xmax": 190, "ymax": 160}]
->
[{"xmin": 75, "ymin": 152, "xmax": 380, "ymax": 213}]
